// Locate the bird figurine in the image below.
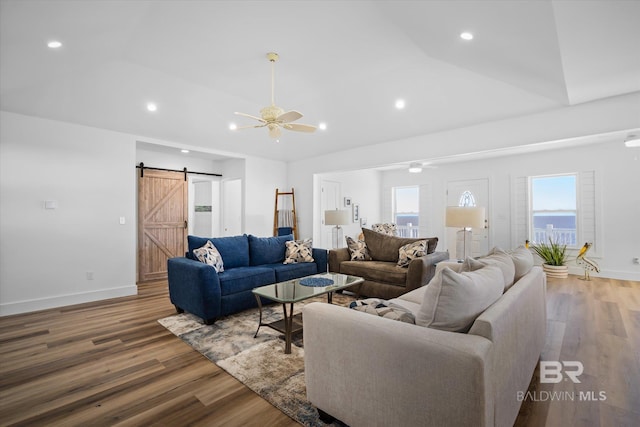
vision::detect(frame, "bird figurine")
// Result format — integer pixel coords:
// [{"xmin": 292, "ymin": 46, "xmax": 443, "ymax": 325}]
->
[{"xmin": 576, "ymin": 242, "xmax": 599, "ymax": 280}]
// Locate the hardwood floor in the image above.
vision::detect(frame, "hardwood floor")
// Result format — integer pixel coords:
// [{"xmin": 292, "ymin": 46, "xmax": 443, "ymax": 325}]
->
[{"xmin": 1, "ymin": 276, "xmax": 638, "ymax": 426}]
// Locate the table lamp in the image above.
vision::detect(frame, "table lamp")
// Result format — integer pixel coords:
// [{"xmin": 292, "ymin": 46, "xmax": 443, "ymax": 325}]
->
[
  {"xmin": 445, "ymin": 206, "xmax": 485, "ymax": 259},
  {"xmin": 324, "ymin": 209, "xmax": 351, "ymax": 249}
]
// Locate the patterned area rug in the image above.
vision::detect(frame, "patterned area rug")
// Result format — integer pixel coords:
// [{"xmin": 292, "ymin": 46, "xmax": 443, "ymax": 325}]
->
[{"xmin": 158, "ymin": 293, "xmax": 354, "ymax": 426}]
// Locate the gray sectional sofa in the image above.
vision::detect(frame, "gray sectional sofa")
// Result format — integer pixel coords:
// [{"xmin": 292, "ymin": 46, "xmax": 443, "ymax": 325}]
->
[{"xmin": 304, "ymin": 247, "xmax": 547, "ymax": 427}]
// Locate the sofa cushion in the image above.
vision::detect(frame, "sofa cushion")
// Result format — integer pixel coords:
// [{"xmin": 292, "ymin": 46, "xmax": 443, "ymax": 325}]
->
[
  {"xmin": 283, "ymin": 238, "xmax": 315, "ymax": 264},
  {"xmin": 192, "ymin": 240, "xmax": 225, "ymax": 272},
  {"xmin": 397, "ymin": 240, "xmax": 427, "ymax": 267},
  {"xmin": 188, "ymin": 235, "xmax": 250, "ymax": 269},
  {"xmin": 346, "ymin": 236, "xmax": 372, "ymax": 261},
  {"xmin": 268, "ymin": 262, "xmax": 318, "ymax": 282},
  {"xmin": 218, "ymin": 266, "xmax": 275, "ymax": 295},
  {"xmin": 477, "ymin": 247, "xmax": 516, "ymax": 291},
  {"xmin": 248, "ymin": 234, "xmax": 292, "ymax": 266},
  {"xmin": 340, "ymin": 260, "xmax": 407, "ymax": 286},
  {"xmin": 508, "ymin": 245, "xmax": 534, "ymax": 282},
  {"xmin": 415, "ymin": 264, "xmax": 505, "ymax": 332},
  {"xmin": 362, "ymin": 228, "xmax": 431, "ymax": 262}
]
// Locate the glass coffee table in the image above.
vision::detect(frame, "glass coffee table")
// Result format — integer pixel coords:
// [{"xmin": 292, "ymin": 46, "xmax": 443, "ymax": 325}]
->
[{"xmin": 252, "ymin": 272, "xmax": 364, "ymax": 354}]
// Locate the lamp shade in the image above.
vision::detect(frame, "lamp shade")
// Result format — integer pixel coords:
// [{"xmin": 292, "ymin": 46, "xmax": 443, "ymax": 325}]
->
[
  {"xmin": 445, "ymin": 206, "xmax": 485, "ymax": 229},
  {"xmin": 324, "ymin": 209, "xmax": 351, "ymax": 226}
]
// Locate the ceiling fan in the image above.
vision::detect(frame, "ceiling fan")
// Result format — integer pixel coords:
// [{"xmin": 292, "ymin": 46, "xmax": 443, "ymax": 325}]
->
[{"xmin": 234, "ymin": 52, "xmax": 317, "ymax": 139}]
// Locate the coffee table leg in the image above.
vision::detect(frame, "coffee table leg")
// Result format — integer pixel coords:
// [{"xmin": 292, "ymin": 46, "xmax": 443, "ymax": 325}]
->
[
  {"xmin": 327, "ymin": 291, "xmax": 333, "ymax": 304},
  {"xmin": 253, "ymin": 294, "xmax": 263, "ymax": 338},
  {"xmin": 283, "ymin": 302, "xmax": 294, "ymax": 354}
]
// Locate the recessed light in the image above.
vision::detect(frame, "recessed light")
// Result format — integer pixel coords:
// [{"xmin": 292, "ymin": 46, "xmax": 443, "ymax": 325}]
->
[
  {"xmin": 229, "ymin": 123, "xmax": 238, "ymax": 131},
  {"xmin": 460, "ymin": 32, "xmax": 474, "ymax": 41},
  {"xmin": 47, "ymin": 40, "xmax": 62, "ymax": 49},
  {"xmin": 146, "ymin": 102, "xmax": 157, "ymax": 112},
  {"xmin": 181, "ymin": 149, "xmax": 190, "ymax": 154},
  {"xmin": 318, "ymin": 122, "xmax": 327, "ymax": 130},
  {"xmin": 395, "ymin": 99, "xmax": 406, "ymax": 110}
]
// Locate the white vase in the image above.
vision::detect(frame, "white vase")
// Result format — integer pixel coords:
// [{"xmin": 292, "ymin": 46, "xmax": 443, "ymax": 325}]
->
[{"xmin": 542, "ymin": 264, "xmax": 568, "ymax": 279}]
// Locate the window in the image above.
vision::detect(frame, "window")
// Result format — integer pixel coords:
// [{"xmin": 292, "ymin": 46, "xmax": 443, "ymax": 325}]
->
[
  {"xmin": 530, "ymin": 174, "xmax": 577, "ymax": 247},
  {"xmin": 458, "ymin": 190, "xmax": 476, "ymax": 207},
  {"xmin": 392, "ymin": 186, "xmax": 419, "ymax": 237}
]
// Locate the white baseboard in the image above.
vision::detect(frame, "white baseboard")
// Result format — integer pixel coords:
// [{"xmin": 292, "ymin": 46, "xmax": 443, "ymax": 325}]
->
[
  {"xmin": 0, "ymin": 285, "xmax": 137, "ymax": 317},
  {"xmin": 568, "ymin": 266, "xmax": 640, "ymax": 281}
]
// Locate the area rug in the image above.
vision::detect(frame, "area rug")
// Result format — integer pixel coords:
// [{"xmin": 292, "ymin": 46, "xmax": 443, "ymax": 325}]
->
[{"xmin": 158, "ymin": 293, "xmax": 354, "ymax": 426}]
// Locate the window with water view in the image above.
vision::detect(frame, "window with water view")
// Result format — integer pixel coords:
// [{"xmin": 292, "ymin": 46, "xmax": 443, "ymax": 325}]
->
[
  {"xmin": 393, "ymin": 186, "xmax": 419, "ymax": 237},
  {"xmin": 530, "ymin": 174, "xmax": 577, "ymax": 247}
]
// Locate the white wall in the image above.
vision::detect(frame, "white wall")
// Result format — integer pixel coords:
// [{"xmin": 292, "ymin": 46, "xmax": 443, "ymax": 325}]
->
[
  {"xmin": 288, "ymin": 93, "xmax": 640, "ymax": 280},
  {"xmin": 0, "ymin": 111, "xmax": 137, "ymax": 315},
  {"xmin": 313, "ymin": 169, "xmax": 382, "ymax": 247},
  {"xmin": 244, "ymin": 156, "xmax": 288, "ymax": 237},
  {"xmin": 383, "ymin": 139, "xmax": 640, "ymax": 280}
]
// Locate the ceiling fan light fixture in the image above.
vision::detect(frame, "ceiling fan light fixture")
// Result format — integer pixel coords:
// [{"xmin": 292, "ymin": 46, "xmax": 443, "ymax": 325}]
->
[
  {"xmin": 408, "ymin": 162, "xmax": 423, "ymax": 173},
  {"xmin": 624, "ymin": 134, "xmax": 640, "ymax": 148},
  {"xmin": 233, "ymin": 52, "xmax": 317, "ymax": 140}
]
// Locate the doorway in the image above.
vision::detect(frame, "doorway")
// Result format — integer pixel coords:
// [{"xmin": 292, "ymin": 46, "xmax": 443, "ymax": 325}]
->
[
  {"xmin": 446, "ymin": 178, "xmax": 490, "ymax": 258},
  {"xmin": 222, "ymin": 179, "xmax": 242, "ymax": 236},
  {"xmin": 138, "ymin": 169, "xmax": 188, "ymax": 283}
]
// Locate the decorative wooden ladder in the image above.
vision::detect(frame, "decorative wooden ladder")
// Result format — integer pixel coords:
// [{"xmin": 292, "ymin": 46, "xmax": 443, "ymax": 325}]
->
[{"xmin": 273, "ymin": 188, "xmax": 298, "ymax": 239}]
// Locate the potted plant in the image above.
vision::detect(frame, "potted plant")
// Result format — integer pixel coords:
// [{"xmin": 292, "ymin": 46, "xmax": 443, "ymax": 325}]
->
[{"xmin": 529, "ymin": 238, "xmax": 569, "ymax": 278}]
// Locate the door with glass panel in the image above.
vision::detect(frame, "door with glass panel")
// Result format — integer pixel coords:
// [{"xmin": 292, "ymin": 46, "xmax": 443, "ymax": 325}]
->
[{"xmin": 446, "ymin": 179, "xmax": 489, "ymax": 258}]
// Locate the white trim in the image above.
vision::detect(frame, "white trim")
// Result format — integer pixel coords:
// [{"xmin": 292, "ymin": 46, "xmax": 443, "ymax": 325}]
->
[{"xmin": 0, "ymin": 286, "xmax": 137, "ymax": 317}]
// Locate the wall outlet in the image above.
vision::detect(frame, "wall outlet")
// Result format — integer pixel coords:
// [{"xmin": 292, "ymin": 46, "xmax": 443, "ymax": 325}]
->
[{"xmin": 86, "ymin": 271, "xmax": 94, "ymax": 280}]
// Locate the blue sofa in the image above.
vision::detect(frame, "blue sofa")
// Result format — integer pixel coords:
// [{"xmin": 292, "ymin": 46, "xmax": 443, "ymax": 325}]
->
[{"xmin": 167, "ymin": 234, "xmax": 328, "ymax": 324}]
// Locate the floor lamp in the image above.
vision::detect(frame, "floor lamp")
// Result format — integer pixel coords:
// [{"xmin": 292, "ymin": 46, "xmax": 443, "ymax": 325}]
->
[
  {"xmin": 445, "ymin": 206, "xmax": 485, "ymax": 260},
  {"xmin": 324, "ymin": 210, "xmax": 351, "ymax": 249}
]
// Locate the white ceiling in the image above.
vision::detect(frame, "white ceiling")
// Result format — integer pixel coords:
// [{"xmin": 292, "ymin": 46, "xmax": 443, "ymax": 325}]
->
[{"xmin": 1, "ymin": 0, "xmax": 639, "ymax": 163}]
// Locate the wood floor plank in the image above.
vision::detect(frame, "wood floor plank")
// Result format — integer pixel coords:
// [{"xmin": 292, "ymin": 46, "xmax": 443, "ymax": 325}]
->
[{"xmin": 1, "ymin": 277, "xmax": 639, "ymax": 426}]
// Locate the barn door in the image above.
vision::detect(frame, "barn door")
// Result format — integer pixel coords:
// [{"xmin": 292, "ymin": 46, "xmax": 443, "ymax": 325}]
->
[{"xmin": 138, "ymin": 169, "xmax": 188, "ymax": 283}]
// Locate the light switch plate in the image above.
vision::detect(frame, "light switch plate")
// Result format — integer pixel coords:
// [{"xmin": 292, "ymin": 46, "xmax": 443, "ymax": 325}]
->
[{"xmin": 44, "ymin": 200, "xmax": 58, "ymax": 209}]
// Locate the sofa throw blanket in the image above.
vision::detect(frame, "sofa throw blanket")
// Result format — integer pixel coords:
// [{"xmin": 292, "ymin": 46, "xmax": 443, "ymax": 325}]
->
[{"xmin": 349, "ymin": 299, "xmax": 416, "ymax": 324}]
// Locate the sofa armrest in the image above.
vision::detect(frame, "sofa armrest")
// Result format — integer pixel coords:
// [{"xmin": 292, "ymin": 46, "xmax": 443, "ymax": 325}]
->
[
  {"xmin": 405, "ymin": 250, "xmax": 450, "ymax": 292},
  {"xmin": 312, "ymin": 248, "xmax": 328, "ymax": 273},
  {"xmin": 303, "ymin": 303, "xmax": 493, "ymax": 427},
  {"xmin": 328, "ymin": 248, "xmax": 350, "ymax": 272},
  {"xmin": 167, "ymin": 257, "xmax": 222, "ymax": 323}
]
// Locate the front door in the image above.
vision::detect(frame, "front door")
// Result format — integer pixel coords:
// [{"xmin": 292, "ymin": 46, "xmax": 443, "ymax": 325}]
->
[
  {"xmin": 138, "ymin": 169, "xmax": 188, "ymax": 283},
  {"xmin": 446, "ymin": 179, "xmax": 490, "ymax": 258}
]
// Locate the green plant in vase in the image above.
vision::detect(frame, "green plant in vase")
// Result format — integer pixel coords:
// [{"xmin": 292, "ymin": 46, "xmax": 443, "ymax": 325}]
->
[{"xmin": 529, "ymin": 238, "xmax": 569, "ymax": 278}]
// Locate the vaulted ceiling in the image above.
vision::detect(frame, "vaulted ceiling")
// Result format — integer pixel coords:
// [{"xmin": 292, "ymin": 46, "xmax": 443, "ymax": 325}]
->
[{"xmin": 1, "ymin": 0, "xmax": 639, "ymax": 162}]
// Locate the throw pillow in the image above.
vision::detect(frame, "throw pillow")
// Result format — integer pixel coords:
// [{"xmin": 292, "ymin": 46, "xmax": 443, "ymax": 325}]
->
[
  {"xmin": 346, "ymin": 236, "xmax": 372, "ymax": 261},
  {"xmin": 397, "ymin": 240, "xmax": 428, "ymax": 267},
  {"xmin": 508, "ymin": 245, "xmax": 534, "ymax": 282},
  {"xmin": 371, "ymin": 223, "xmax": 398, "ymax": 236},
  {"xmin": 283, "ymin": 239, "xmax": 315, "ymax": 264},
  {"xmin": 477, "ymin": 247, "xmax": 516, "ymax": 291},
  {"xmin": 415, "ymin": 264, "xmax": 504, "ymax": 332},
  {"xmin": 349, "ymin": 298, "xmax": 415, "ymax": 324},
  {"xmin": 193, "ymin": 240, "xmax": 224, "ymax": 273}
]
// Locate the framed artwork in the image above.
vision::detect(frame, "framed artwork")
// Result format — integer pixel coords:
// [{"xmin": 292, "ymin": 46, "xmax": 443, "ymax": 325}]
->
[
  {"xmin": 352, "ymin": 203, "xmax": 360, "ymax": 222},
  {"xmin": 344, "ymin": 197, "xmax": 352, "ymax": 207}
]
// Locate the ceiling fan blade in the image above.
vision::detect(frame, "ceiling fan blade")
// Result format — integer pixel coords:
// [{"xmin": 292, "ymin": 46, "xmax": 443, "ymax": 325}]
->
[
  {"xmin": 234, "ymin": 111, "xmax": 266, "ymax": 123},
  {"xmin": 276, "ymin": 110, "xmax": 303, "ymax": 123},
  {"xmin": 283, "ymin": 123, "xmax": 317, "ymax": 133},
  {"xmin": 269, "ymin": 125, "xmax": 282, "ymax": 138},
  {"xmin": 235, "ymin": 123, "xmax": 267, "ymax": 130}
]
